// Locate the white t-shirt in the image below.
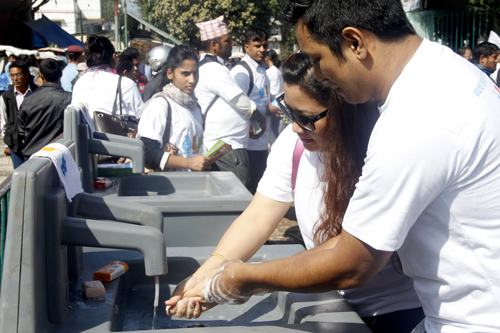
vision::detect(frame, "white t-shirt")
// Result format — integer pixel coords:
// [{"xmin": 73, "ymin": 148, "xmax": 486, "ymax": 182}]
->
[
  {"xmin": 71, "ymin": 70, "xmax": 143, "ymax": 120},
  {"xmin": 257, "ymin": 125, "xmax": 421, "ymax": 318},
  {"xmin": 342, "ymin": 39, "xmax": 500, "ymax": 332},
  {"xmin": 136, "ymin": 96, "xmax": 204, "ymax": 171},
  {"xmin": 266, "ymin": 65, "xmax": 284, "ymax": 98},
  {"xmin": 196, "ymin": 54, "xmax": 250, "ymax": 150},
  {"xmin": 231, "ymin": 55, "xmax": 271, "ymax": 151}
]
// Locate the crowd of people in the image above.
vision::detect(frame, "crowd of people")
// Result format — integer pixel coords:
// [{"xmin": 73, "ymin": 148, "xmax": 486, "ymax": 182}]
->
[
  {"xmin": 0, "ymin": 18, "xmax": 286, "ymax": 192},
  {"xmin": 2, "ymin": 0, "xmax": 500, "ymax": 332}
]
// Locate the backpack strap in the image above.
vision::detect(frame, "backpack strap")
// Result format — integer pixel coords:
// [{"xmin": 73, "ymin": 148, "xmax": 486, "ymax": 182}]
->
[
  {"xmin": 112, "ymin": 75, "xmax": 123, "ymax": 118},
  {"xmin": 292, "ymin": 138, "xmax": 305, "ymax": 192},
  {"xmin": 158, "ymin": 96, "xmax": 172, "ymax": 147},
  {"xmin": 199, "ymin": 54, "xmax": 222, "ymax": 67},
  {"xmin": 199, "ymin": 54, "xmax": 223, "ymax": 116},
  {"xmin": 235, "ymin": 61, "xmax": 254, "ymax": 96}
]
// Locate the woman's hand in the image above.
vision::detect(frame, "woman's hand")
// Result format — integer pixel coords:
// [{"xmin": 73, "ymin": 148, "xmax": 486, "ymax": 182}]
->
[
  {"xmin": 165, "ymin": 271, "xmax": 218, "ymax": 319},
  {"xmin": 188, "ymin": 155, "xmax": 213, "ymax": 171},
  {"xmin": 165, "ymin": 275, "xmax": 200, "ymax": 318}
]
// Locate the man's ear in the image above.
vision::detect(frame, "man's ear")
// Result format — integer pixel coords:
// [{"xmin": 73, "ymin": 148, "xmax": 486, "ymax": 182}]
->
[
  {"xmin": 244, "ymin": 44, "xmax": 250, "ymax": 53},
  {"xmin": 479, "ymin": 54, "xmax": 487, "ymax": 65},
  {"xmin": 211, "ymin": 40, "xmax": 219, "ymax": 52},
  {"xmin": 39, "ymin": 73, "xmax": 47, "ymax": 83},
  {"xmin": 341, "ymin": 27, "xmax": 368, "ymax": 60}
]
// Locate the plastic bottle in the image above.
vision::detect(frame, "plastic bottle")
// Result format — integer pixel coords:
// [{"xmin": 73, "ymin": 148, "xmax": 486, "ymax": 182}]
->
[{"xmin": 93, "ymin": 261, "xmax": 129, "ymax": 282}]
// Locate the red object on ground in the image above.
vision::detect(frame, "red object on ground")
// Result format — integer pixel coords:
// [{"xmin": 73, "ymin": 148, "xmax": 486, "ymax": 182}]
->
[{"xmin": 94, "ymin": 177, "xmax": 113, "ymax": 189}]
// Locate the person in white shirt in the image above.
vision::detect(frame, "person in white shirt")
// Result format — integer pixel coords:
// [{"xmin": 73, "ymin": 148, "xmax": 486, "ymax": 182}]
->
[
  {"xmin": 195, "ymin": 16, "xmax": 267, "ymax": 189},
  {"xmin": 61, "ymin": 45, "xmax": 83, "ymax": 92},
  {"xmin": 164, "ymin": 1, "xmax": 500, "ymax": 332},
  {"xmin": 231, "ymin": 28, "xmax": 275, "ymax": 193},
  {"xmin": 136, "ymin": 45, "xmax": 212, "ymax": 172},
  {"xmin": 71, "ymin": 35, "xmax": 143, "ymax": 123},
  {"xmin": 265, "ymin": 49, "xmax": 286, "ymax": 144},
  {"xmin": 165, "ymin": 52, "xmax": 424, "ymax": 333}
]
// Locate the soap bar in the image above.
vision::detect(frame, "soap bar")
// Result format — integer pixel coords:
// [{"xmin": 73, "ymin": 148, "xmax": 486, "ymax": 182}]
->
[
  {"xmin": 82, "ymin": 280, "xmax": 105, "ymax": 298},
  {"xmin": 94, "ymin": 177, "xmax": 113, "ymax": 189},
  {"xmin": 93, "ymin": 261, "xmax": 129, "ymax": 282}
]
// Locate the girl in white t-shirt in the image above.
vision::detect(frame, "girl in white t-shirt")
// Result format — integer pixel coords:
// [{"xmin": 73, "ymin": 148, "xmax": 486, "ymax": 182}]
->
[
  {"xmin": 71, "ymin": 35, "xmax": 143, "ymax": 121},
  {"xmin": 165, "ymin": 53, "xmax": 424, "ymax": 332},
  {"xmin": 136, "ymin": 45, "xmax": 212, "ymax": 172}
]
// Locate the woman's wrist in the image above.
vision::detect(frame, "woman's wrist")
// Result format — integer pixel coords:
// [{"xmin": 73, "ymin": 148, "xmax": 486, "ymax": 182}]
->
[{"xmin": 193, "ymin": 256, "xmax": 227, "ymax": 278}]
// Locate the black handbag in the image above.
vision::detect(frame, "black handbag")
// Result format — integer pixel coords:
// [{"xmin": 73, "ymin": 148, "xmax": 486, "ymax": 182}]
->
[{"xmin": 93, "ymin": 76, "xmax": 135, "ymax": 136}]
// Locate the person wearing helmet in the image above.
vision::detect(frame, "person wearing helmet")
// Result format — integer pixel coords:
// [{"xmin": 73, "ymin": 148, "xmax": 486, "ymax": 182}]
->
[{"xmin": 142, "ymin": 45, "xmax": 171, "ymax": 102}]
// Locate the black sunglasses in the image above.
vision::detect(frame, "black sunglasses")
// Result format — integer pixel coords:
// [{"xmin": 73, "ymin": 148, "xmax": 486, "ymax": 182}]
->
[{"xmin": 276, "ymin": 92, "xmax": 328, "ymax": 133}]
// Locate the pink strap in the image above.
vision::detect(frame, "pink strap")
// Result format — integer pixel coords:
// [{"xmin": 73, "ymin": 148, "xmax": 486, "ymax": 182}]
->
[{"xmin": 292, "ymin": 138, "xmax": 305, "ymax": 191}]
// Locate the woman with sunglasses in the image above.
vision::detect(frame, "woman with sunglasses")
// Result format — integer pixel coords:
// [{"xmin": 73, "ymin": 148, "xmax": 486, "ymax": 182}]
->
[{"xmin": 165, "ymin": 53, "xmax": 424, "ymax": 332}]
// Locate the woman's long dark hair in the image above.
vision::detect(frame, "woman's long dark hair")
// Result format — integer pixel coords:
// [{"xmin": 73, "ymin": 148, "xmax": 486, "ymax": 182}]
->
[
  {"xmin": 282, "ymin": 53, "xmax": 379, "ymax": 245},
  {"xmin": 160, "ymin": 45, "xmax": 199, "ymax": 88},
  {"xmin": 85, "ymin": 35, "xmax": 115, "ymax": 67}
]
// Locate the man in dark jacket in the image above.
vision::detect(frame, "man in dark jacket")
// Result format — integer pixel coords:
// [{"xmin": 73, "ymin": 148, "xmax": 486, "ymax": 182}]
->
[
  {"xmin": 19, "ymin": 59, "xmax": 71, "ymax": 158},
  {"xmin": 0, "ymin": 60, "xmax": 38, "ymax": 168}
]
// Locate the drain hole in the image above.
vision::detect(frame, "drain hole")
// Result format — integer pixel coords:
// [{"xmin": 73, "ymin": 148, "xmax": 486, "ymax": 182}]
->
[{"xmin": 187, "ymin": 324, "xmax": 206, "ymax": 328}]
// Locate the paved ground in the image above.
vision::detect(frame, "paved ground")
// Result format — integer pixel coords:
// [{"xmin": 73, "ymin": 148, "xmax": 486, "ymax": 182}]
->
[
  {"xmin": 0, "ymin": 138, "xmax": 13, "ymax": 185},
  {"xmin": 267, "ymin": 206, "xmax": 304, "ymax": 245}
]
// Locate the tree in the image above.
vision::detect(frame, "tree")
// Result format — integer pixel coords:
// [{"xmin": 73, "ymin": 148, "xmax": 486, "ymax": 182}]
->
[{"xmin": 136, "ymin": 0, "xmax": 290, "ymax": 48}]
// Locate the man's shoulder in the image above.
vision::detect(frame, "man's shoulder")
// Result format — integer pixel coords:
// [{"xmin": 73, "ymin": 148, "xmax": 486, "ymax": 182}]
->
[{"xmin": 1, "ymin": 85, "xmax": 14, "ymax": 100}]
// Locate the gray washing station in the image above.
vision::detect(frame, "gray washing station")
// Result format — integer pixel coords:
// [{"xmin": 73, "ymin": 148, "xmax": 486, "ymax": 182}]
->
[
  {"xmin": 63, "ymin": 106, "xmax": 254, "ymax": 247},
  {"xmin": 0, "ymin": 140, "xmax": 370, "ymax": 332}
]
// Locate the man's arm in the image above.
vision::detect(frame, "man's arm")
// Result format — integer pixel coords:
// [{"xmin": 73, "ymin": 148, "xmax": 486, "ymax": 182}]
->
[
  {"xmin": 242, "ymin": 231, "xmax": 392, "ymax": 292},
  {"xmin": 184, "ymin": 230, "xmax": 393, "ymax": 304}
]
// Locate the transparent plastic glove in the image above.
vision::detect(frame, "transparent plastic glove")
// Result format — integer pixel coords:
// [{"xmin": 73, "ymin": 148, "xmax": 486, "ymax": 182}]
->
[{"xmin": 201, "ymin": 260, "xmax": 268, "ymax": 305}]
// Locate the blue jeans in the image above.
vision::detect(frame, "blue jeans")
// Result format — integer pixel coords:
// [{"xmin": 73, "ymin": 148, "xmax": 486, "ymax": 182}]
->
[{"xmin": 10, "ymin": 150, "xmax": 26, "ymax": 169}]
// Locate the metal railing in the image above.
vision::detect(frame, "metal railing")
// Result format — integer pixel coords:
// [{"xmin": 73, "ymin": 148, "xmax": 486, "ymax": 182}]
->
[{"xmin": 414, "ymin": 8, "xmax": 500, "ymax": 52}]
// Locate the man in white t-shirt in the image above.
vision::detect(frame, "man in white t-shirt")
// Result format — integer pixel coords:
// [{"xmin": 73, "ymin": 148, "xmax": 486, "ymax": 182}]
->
[
  {"xmin": 179, "ymin": 1, "xmax": 500, "ymax": 332},
  {"xmin": 195, "ymin": 16, "xmax": 267, "ymax": 189},
  {"xmin": 231, "ymin": 28, "xmax": 273, "ymax": 193}
]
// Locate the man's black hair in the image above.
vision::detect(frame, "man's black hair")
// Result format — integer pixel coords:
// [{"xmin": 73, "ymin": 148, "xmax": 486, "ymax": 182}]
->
[
  {"xmin": 67, "ymin": 52, "xmax": 81, "ymax": 62},
  {"xmin": 200, "ymin": 37, "xmax": 222, "ymax": 52},
  {"xmin": 458, "ymin": 46, "xmax": 471, "ymax": 57},
  {"xmin": 39, "ymin": 59, "xmax": 63, "ymax": 82},
  {"xmin": 472, "ymin": 42, "xmax": 500, "ymax": 64},
  {"xmin": 8, "ymin": 54, "xmax": 19, "ymax": 61},
  {"xmin": 9, "ymin": 60, "xmax": 29, "ymax": 74},
  {"xmin": 244, "ymin": 28, "xmax": 268, "ymax": 45},
  {"xmin": 283, "ymin": 0, "xmax": 416, "ymax": 61},
  {"xmin": 19, "ymin": 54, "xmax": 30, "ymax": 63},
  {"xmin": 28, "ymin": 55, "xmax": 37, "ymax": 67},
  {"xmin": 122, "ymin": 47, "xmax": 141, "ymax": 61}
]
